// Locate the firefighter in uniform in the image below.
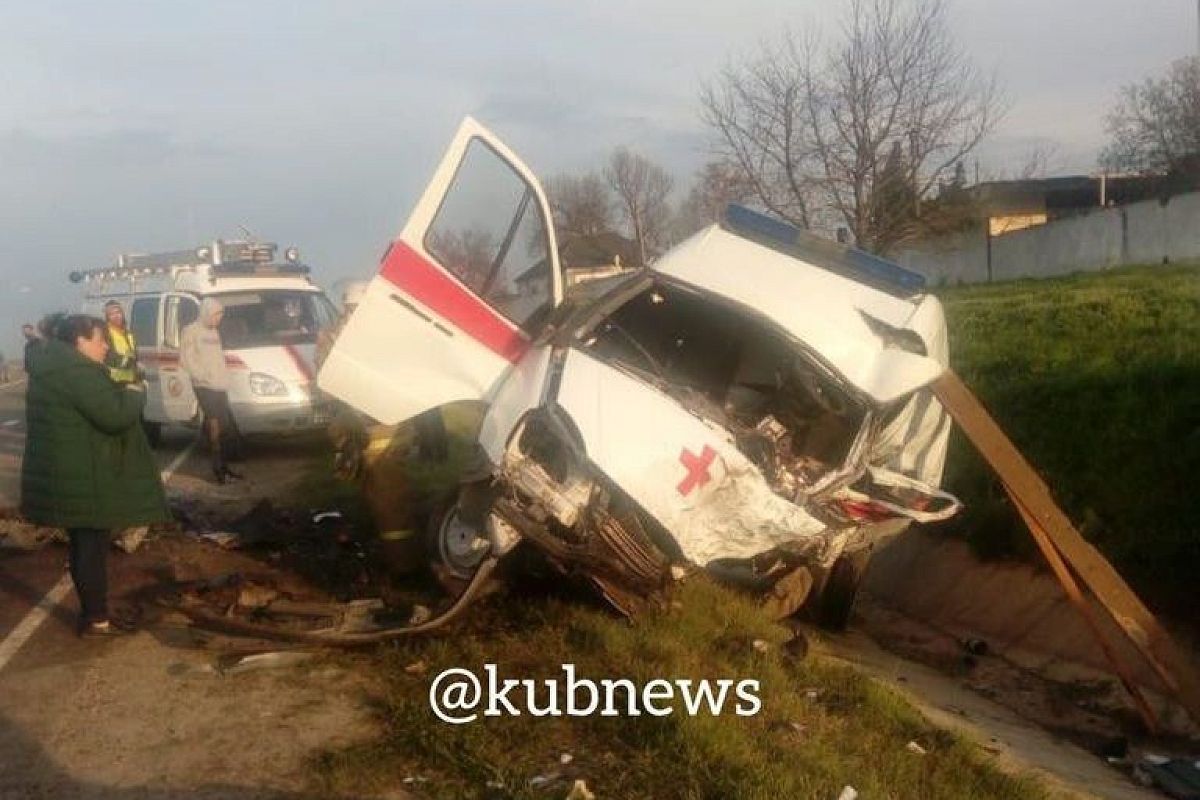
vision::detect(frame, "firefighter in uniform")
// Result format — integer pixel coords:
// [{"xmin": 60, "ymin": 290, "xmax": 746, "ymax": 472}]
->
[{"xmin": 316, "ymin": 281, "xmax": 450, "ymax": 578}]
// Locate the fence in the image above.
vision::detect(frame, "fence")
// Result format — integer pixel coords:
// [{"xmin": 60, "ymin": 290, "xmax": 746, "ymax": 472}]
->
[{"xmin": 893, "ymin": 189, "xmax": 1200, "ymax": 284}]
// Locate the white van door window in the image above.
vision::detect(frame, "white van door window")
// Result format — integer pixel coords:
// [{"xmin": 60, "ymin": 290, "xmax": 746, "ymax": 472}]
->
[
  {"xmin": 162, "ymin": 294, "xmax": 199, "ymax": 349},
  {"xmin": 317, "ymin": 117, "xmax": 563, "ymax": 427},
  {"xmin": 156, "ymin": 292, "xmax": 199, "ymax": 424},
  {"xmin": 215, "ymin": 291, "xmax": 336, "ymax": 349},
  {"xmin": 129, "ymin": 297, "xmax": 158, "ymax": 348},
  {"xmin": 424, "ymin": 138, "xmax": 555, "ymax": 330}
]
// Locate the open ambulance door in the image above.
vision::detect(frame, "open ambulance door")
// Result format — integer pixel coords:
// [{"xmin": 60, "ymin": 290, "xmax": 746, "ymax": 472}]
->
[
  {"xmin": 317, "ymin": 116, "xmax": 563, "ymax": 425},
  {"xmin": 157, "ymin": 292, "xmax": 200, "ymax": 424}
]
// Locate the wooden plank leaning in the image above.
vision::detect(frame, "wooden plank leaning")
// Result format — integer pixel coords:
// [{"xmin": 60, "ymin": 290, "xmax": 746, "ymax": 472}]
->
[{"xmin": 931, "ymin": 369, "xmax": 1200, "ymax": 728}]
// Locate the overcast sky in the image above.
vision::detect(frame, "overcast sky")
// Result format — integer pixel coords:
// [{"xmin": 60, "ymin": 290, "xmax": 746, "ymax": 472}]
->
[{"xmin": 1, "ymin": 0, "xmax": 1196, "ymax": 358}]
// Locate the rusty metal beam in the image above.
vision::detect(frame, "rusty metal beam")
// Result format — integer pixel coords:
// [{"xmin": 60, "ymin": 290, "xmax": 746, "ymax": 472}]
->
[{"xmin": 932, "ymin": 369, "xmax": 1200, "ymax": 726}]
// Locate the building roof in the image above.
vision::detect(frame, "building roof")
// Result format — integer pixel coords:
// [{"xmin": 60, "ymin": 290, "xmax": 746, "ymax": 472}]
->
[{"xmin": 969, "ymin": 174, "xmax": 1169, "ymax": 217}]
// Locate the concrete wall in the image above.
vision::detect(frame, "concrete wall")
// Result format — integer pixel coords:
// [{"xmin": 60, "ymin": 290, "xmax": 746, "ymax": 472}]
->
[{"xmin": 895, "ymin": 190, "xmax": 1200, "ymax": 285}]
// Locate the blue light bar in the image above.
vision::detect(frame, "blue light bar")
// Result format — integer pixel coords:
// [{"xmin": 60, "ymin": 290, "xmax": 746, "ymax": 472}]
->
[{"xmin": 722, "ymin": 204, "xmax": 926, "ymax": 296}]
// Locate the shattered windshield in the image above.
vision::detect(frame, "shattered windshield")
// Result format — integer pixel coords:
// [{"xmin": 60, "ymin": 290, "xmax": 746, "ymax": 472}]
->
[{"xmin": 216, "ymin": 290, "xmax": 337, "ymax": 349}]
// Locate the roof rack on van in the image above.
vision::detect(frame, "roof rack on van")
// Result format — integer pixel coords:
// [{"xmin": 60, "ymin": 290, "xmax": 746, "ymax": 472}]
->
[
  {"xmin": 69, "ymin": 239, "xmax": 310, "ymax": 284},
  {"xmin": 721, "ymin": 204, "xmax": 926, "ymax": 297}
]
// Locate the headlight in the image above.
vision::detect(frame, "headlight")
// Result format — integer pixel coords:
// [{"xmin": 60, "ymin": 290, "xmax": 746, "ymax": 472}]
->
[{"xmin": 248, "ymin": 372, "xmax": 288, "ymax": 397}]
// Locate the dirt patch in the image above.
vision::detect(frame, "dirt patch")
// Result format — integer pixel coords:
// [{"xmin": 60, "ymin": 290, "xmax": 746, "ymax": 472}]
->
[
  {"xmin": 0, "ymin": 440, "xmax": 411, "ymax": 799},
  {"xmin": 863, "ymin": 525, "xmax": 1200, "ymax": 739}
]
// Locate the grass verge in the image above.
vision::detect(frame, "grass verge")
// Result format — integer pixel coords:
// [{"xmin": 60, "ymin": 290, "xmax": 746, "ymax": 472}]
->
[
  {"xmin": 938, "ymin": 262, "xmax": 1200, "ymax": 621},
  {"xmin": 313, "ymin": 578, "xmax": 1043, "ymax": 799}
]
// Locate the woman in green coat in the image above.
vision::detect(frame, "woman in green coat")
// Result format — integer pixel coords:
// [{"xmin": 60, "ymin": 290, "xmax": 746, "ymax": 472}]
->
[{"xmin": 21, "ymin": 315, "xmax": 170, "ymax": 636}]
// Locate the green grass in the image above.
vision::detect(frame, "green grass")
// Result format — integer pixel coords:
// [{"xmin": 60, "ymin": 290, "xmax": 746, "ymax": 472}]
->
[
  {"xmin": 314, "ymin": 578, "xmax": 1043, "ymax": 799},
  {"xmin": 937, "ymin": 263, "xmax": 1200, "ymax": 619},
  {"xmin": 294, "ymin": 408, "xmax": 1039, "ymax": 795},
  {"xmin": 301, "ymin": 266, "xmax": 1200, "ymax": 797}
]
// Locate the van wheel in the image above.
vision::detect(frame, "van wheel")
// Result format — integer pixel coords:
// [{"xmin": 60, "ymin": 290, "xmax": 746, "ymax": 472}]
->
[
  {"xmin": 142, "ymin": 421, "xmax": 162, "ymax": 448},
  {"xmin": 425, "ymin": 500, "xmax": 490, "ymax": 596},
  {"xmin": 817, "ymin": 549, "xmax": 872, "ymax": 631}
]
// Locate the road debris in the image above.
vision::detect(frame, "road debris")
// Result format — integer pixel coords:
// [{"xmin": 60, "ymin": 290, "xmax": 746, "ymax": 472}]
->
[
  {"xmin": 1133, "ymin": 754, "xmax": 1200, "ymax": 799},
  {"xmin": 564, "ymin": 779, "xmax": 595, "ymax": 800},
  {"xmin": 199, "ymin": 531, "xmax": 242, "ymax": 549},
  {"xmin": 218, "ymin": 651, "xmax": 315, "ymax": 675},
  {"xmin": 236, "ymin": 582, "xmax": 280, "ymax": 609},
  {"xmin": 0, "ymin": 507, "xmax": 65, "ymax": 550},
  {"xmin": 408, "ymin": 604, "xmax": 433, "ymax": 625},
  {"xmin": 114, "ymin": 525, "xmax": 151, "ymax": 553},
  {"xmin": 962, "ymin": 638, "xmax": 989, "ymax": 656},
  {"xmin": 528, "ymin": 771, "xmax": 562, "ymax": 788}
]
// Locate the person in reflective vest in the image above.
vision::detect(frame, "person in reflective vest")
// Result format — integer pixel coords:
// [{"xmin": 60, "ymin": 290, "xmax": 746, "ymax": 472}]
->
[{"xmin": 103, "ymin": 300, "xmax": 140, "ymax": 386}]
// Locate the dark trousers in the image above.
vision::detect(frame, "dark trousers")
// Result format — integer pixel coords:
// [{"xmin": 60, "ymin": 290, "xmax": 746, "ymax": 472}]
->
[{"xmin": 67, "ymin": 528, "xmax": 109, "ymax": 624}]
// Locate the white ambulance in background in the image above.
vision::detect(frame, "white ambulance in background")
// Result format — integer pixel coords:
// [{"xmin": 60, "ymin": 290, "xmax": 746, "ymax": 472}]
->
[{"xmin": 70, "ymin": 240, "xmax": 338, "ymax": 443}]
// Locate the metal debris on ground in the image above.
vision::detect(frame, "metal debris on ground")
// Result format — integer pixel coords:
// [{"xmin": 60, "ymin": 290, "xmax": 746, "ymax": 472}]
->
[
  {"xmin": 218, "ymin": 651, "xmax": 315, "ymax": 675},
  {"xmin": 199, "ymin": 531, "xmax": 243, "ymax": 549},
  {"xmin": 528, "ymin": 771, "xmax": 562, "ymax": 788},
  {"xmin": 113, "ymin": 525, "xmax": 151, "ymax": 553}
]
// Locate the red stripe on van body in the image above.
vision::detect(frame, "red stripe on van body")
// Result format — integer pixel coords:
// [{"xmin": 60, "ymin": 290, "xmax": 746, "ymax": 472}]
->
[{"xmin": 378, "ymin": 241, "xmax": 528, "ymax": 364}]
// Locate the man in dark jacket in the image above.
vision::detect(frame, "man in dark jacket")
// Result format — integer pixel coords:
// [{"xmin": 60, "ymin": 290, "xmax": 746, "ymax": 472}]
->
[{"xmin": 21, "ymin": 315, "xmax": 170, "ymax": 636}]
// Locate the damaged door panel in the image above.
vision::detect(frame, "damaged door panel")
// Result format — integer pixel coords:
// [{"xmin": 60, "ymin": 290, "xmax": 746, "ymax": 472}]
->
[{"xmin": 318, "ymin": 117, "xmax": 562, "ymax": 425}]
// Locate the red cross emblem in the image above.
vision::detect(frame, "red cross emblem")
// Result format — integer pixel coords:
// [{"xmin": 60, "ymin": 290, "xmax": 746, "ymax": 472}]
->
[{"xmin": 677, "ymin": 445, "xmax": 717, "ymax": 496}]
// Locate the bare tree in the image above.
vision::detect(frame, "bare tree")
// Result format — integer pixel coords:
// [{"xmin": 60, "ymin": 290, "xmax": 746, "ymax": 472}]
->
[
  {"xmin": 544, "ymin": 172, "xmax": 614, "ymax": 239},
  {"xmin": 701, "ymin": 0, "xmax": 1003, "ymax": 254},
  {"xmin": 1101, "ymin": 56, "xmax": 1200, "ymax": 179},
  {"xmin": 603, "ymin": 147, "xmax": 675, "ymax": 265},
  {"xmin": 673, "ymin": 161, "xmax": 755, "ymax": 240}
]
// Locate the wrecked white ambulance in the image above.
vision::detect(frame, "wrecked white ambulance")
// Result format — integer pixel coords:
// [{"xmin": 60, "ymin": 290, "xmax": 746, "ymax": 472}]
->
[{"xmin": 318, "ymin": 117, "xmax": 959, "ymax": 627}]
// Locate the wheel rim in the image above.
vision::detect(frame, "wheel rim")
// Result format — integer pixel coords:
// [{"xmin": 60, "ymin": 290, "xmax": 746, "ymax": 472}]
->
[{"xmin": 437, "ymin": 506, "xmax": 490, "ymax": 579}]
